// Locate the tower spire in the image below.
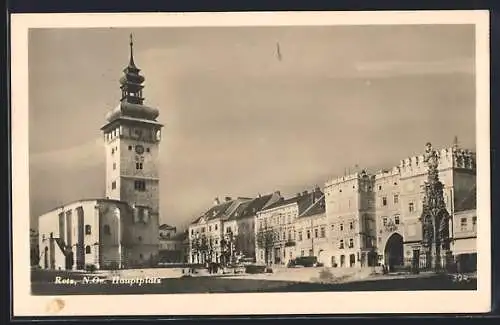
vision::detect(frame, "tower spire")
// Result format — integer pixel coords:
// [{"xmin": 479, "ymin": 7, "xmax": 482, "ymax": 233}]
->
[
  {"xmin": 453, "ymin": 135, "xmax": 459, "ymax": 150},
  {"xmin": 129, "ymin": 33, "xmax": 135, "ymax": 67}
]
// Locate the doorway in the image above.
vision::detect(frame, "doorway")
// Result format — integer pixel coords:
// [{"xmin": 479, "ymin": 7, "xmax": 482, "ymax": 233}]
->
[{"xmin": 384, "ymin": 233, "xmax": 404, "ymax": 272}]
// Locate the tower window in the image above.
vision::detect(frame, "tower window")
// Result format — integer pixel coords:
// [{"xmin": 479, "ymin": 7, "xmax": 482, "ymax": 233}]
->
[
  {"xmin": 136, "ymin": 162, "xmax": 143, "ymax": 170},
  {"xmin": 128, "ymin": 145, "xmax": 132, "ymax": 151},
  {"xmin": 85, "ymin": 225, "xmax": 91, "ymax": 235},
  {"xmin": 111, "ymin": 181, "xmax": 116, "ymax": 190},
  {"xmin": 134, "ymin": 180, "xmax": 146, "ymax": 191},
  {"xmin": 85, "ymin": 245, "xmax": 91, "ymax": 254}
]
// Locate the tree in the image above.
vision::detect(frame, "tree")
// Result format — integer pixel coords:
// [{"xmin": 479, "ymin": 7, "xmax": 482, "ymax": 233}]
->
[
  {"xmin": 220, "ymin": 230, "xmax": 236, "ymax": 266},
  {"xmin": 256, "ymin": 221, "xmax": 278, "ymax": 265}
]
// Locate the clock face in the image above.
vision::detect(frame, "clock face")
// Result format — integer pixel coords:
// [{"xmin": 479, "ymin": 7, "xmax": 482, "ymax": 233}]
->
[{"xmin": 135, "ymin": 145, "xmax": 144, "ymax": 154}]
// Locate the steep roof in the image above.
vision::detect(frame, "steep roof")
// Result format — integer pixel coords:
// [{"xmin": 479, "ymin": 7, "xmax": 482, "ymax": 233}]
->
[
  {"xmin": 227, "ymin": 194, "xmax": 275, "ymax": 221},
  {"xmin": 298, "ymin": 194, "xmax": 326, "ymax": 218},
  {"xmin": 263, "ymin": 189, "xmax": 324, "ymax": 215},
  {"xmin": 190, "ymin": 199, "xmax": 242, "ymax": 225},
  {"xmin": 159, "ymin": 224, "xmax": 176, "ymax": 231}
]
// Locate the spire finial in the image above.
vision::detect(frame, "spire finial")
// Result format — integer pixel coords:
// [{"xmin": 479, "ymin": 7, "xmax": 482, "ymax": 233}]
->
[
  {"xmin": 453, "ymin": 135, "xmax": 459, "ymax": 150},
  {"xmin": 129, "ymin": 33, "xmax": 135, "ymax": 67}
]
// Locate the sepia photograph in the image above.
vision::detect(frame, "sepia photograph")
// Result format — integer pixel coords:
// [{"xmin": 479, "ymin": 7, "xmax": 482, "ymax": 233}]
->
[{"xmin": 11, "ymin": 11, "xmax": 490, "ymax": 316}]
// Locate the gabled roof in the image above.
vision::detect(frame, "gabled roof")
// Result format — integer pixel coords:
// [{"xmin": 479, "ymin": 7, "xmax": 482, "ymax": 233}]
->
[
  {"xmin": 227, "ymin": 194, "xmax": 275, "ymax": 221},
  {"xmin": 263, "ymin": 189, "xmax": 324, "ymax": 215},
  {"xmin": 159, "ymin": 224, "xmax": 176, "ymax": 231},
  {"xmin": 298, "ymin": 194, "xmax": 326, "ymax": 218},
  {"xmin": 190, "ymin": 200, "xmax": 240, "ymax": 225}
]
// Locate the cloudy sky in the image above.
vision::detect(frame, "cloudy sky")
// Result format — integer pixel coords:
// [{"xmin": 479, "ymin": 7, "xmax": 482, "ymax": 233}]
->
[{"xmin": 28, "ymin": 24, "xmax": 476, "ymax": 230}]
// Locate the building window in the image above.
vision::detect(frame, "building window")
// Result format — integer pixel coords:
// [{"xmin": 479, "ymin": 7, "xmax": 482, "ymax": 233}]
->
[
  {"xmin": 320, "ymin": 227, "xmax": 325, "ymax": 238},
  {"xmin": 340, "ymin": 224, "xmax": 344, "ymax": 231},
  {"xmin": 226, "ymin": 227, "xmax": 232, "ymax": 234},
  {"xmin": 349, "ymin": 222, "xmax": 353, "ymax": 230},
  {"xmin": 111, "ymin": 181, "xmax": 116, "ymax": 190},
  {"xmin": 349, "ymin": 238, "xmax": 354, "ymax": 248},
  {"xmin": 138, "ymin": 236, "xmax": 143, "ymax": 242},
  {"xmin": 314, "ymin": 229, "xmax": 318, "ymax": 238},
  {"xmin": 460, "ymin": 217, "xmax": 467, "ymax": 231},
  {"xmin": 409, "ymin": 202, "xmax": 414, "ymax": 213},
  {"xmin": 301, "ymin": 250, "xmax": 305, "ymax": 256},
  {"xmin": 472, "ymin": 216, "xmax": 477, "ymax": 229},
  {"xmin": 383, "ymin": 217, "xmax": 388, "ymax": 226},
  {"xmin": 191, "ymin": 229, "xmax": 194, "ymax": 235},
  {"xmin": 112, "ymin": 163, "xmax": 116, "ymax": 170},
  {"xmin": 382, "ymin": 197, "xmax": 387, "ymax": 206},
  {"xmin": 85, "ymin": 245, "xmax": 91, "ymax": 254},
  {"xmin": 298, "ymin": 231, "xmax": 303, "ymax": 241},
  {"xmin": 339, "ymin": 240, "xmax": 344, "ymax": 249},
  {"xmin": 215, "ymin": 224, "xmax": 218, "ymax": 231},
  {"xmin": 394, "ymin": 215, "xmax": 400, "ymax": 225},
  {"xmin": 288, "ymin": 231, "xmax": 292, "ymax": 241},
  {"xmin": 134, "ymin": 180, "xmax": 146, "ymax": 191},
  {"xmin": 146, "ymin": 148, "xmax": 150, "ymax": 153},
  {"xmin": 111, "ymin": 148, "xmax": 115, "ymax": 155},
  {"xmin": 306, "ymin": 230, "xmax": 311, "ymax": 239},
  {"xmin": 85, "ymin": 225, "xmax": 91, "ymax": 235},
  {"xmin": 201, "ymin": 227, "xmax": 205, "ymax": 233},
  {"xmin": 378, "ymin": 185, "xmax": 382, "ymax": 190},
  {"xmin": 209, "ymin": 226, "xmax": 212, "ymax": 232},
  {"xmin": 104, "ymin": 224, "xmax": 111, "ymax": 235},
  {"xmin": 128, "ymin": 145, "xmax": 132, "ymax": 151},
  {"xmin": 309, "ymin": 249, "xmax": 313, "ymax": 256},
  {"xmin": 394, "ymin": 194, "xmax": 399, "ymax": 204},
  {"xmin": 136, "ymin": 162, "xmax": 143, "ymax": 170},
  {"xmin": 139, "ymin": 254, "xmax": 143, "ymax": 259}
]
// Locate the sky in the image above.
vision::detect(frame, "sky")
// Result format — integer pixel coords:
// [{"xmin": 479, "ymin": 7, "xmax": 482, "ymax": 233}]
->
[{"xmin": 28, "ymin": 24, "xmax": 476, "ymax": 230}]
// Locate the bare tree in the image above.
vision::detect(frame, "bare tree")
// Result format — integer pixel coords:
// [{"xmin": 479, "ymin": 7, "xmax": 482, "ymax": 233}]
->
[{"xmin": 256, "ymin": 221, "xmax": 278, "ymax": 265}]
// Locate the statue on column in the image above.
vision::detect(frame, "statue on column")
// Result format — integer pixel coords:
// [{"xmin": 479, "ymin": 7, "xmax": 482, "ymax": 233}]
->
[{"xmin": 420, "ymin": 142, "xmax": 451, "ymax": 270}]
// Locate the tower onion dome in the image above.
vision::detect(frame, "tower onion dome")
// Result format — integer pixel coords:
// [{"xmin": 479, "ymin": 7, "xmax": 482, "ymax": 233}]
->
[{"xmin": 106, "ymin": 33, "xmax": 159, "ymax": 122}]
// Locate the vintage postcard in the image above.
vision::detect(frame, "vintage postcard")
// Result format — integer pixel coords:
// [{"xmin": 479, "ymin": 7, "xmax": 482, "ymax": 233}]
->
[{"xmin": 11, "ymin": 10, "xmax": 491, "ymax": 317}]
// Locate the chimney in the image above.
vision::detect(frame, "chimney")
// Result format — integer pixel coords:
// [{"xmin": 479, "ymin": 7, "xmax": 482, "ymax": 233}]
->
[
  {"xmin": 314, "ymin": 185, "xmax": 321, "ymax": 193},
  {"xmin": 274, "ymin": 190, "xmax": 281, "ymax": 197},
  {"xmin": 225, "ymin": 196, "xmax": 232, "ymax": 202},
  {"xmin": 297, "ymin": 192, "xmax": 301, "ymax": 197},
  {"xmin": 302, "ymin": 190, "xmax": 308, "ymax": 196},
  {"xmin": 213, "ymin": 197, "xmax": 220, "ymax": 206}
]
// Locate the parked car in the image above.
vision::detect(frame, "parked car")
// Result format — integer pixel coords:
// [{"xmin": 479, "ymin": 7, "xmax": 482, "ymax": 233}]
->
[{"xmin": 288, "ymin": 256, "xmax": 323, "ymax": 268}]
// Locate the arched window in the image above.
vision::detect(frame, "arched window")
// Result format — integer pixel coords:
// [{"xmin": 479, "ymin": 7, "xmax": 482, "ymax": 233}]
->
[
  {"xmin": 85, "ymin": 245, "xmax": 91, "ymax": 254},
  {"xmin": 104, "ymin": 224, "xmax": 111, "ymax": 235}
]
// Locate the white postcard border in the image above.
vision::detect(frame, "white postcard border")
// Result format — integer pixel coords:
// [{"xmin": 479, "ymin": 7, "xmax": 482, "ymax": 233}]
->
[{"xmin": 11, "ymin": 10, "xmax": 491, "ymax": 316}]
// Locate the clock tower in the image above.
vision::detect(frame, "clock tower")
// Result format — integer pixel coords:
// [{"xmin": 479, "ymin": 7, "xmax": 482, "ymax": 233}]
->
[{"xmin": 101, "ymin": 34, "xmax": 163, "ymax": 225}]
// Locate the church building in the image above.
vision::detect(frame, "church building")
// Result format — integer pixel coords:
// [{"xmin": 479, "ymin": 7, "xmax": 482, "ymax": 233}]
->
[{"xmin": 38, "ymin": 35, "xmax": 163, "ymax": 270}]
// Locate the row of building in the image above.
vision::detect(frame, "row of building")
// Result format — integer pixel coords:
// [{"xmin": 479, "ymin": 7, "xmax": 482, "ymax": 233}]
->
[
  {"xmin": 34, "ymin": 36, "xmax": 477, "ymax": 272},
  {"xmin": 187, "ymin": 142, "xmax": 477, "ymax": 270}
]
